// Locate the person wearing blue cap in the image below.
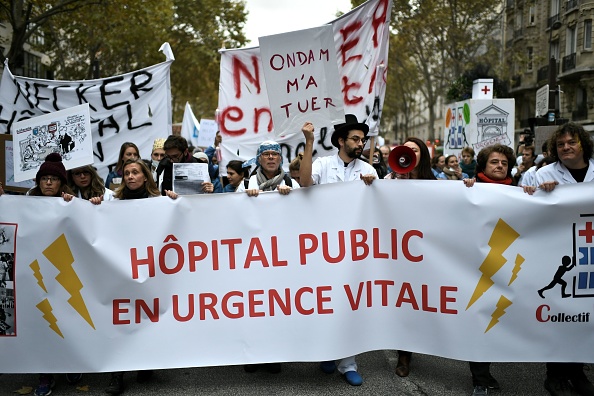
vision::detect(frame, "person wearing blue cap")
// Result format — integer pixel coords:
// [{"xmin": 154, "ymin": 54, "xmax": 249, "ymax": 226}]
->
[{"xmin": 236, "ymin": 140, "xmax": 300, "ymax": 196}]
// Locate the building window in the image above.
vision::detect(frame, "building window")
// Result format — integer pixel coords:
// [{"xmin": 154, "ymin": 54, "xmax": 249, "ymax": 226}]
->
[
  {"xmin": 567, "ymin": 26, "xmax": 577, "ymax": 54},
  {"xmin": 550, "ymin": 41, "xmax": 560, "ymax": 60},
  {"xmin": 585, "ymin": 20, "xmax": 592, "ymax": 50},
  {"xmin": 23, "ymin": 52, "xmax": 43, "ymax": 78},
  {"xmin": 529, "ymin": 5, "xmax": 536, "ymax": 25},
  {"xmin": 527, "ymin": 47, "xmax": 533, "ymax": 71}
]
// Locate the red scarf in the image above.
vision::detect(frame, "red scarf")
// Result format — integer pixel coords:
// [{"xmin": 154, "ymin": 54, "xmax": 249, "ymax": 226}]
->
[{"xmin": 476, "ymin": 172, "xmax": 513, "ymax": 185}]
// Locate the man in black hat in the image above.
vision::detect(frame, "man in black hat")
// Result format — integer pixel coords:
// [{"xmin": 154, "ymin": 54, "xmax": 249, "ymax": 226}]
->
[
  {"xmin": 300, "ymin": 114, "xmax": 377, "ymax": 188},
  {"xmin": 299, "ymin": 114, "xmax": 377, "ymax": 387}
]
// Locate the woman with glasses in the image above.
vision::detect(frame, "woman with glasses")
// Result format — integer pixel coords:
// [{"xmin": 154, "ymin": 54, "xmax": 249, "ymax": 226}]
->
[
  {"xmin": 105, "ymin": 142, "xmax": 140, "ymax": 190},
  {"xmin": 67, "ymin": 165, "xmax": 114, "ymax": 204}
]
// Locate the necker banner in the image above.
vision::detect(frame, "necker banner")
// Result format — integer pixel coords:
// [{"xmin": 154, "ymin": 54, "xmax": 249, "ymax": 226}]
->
[{"xmin": 0, "ymin": 180, "xmax": 593, "ymax": 373}]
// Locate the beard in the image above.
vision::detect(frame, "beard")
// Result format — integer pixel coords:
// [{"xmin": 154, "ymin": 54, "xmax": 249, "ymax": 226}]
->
[{"xmin": 344, "ymin": 145, "xmax": 362, "ymax": 159}]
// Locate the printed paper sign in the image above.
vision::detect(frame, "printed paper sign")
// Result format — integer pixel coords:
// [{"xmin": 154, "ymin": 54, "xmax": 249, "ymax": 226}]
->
[{"xmin": 12, "ymin": 104, "xmax": 93, "ymax": 182}]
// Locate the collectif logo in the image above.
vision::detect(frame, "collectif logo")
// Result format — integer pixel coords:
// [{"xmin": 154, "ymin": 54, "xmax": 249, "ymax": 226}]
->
[
  {"xmin": 465, "ymin": 218, "xmax": 523, "ymax": 333},
  {"xmin": 30, "ymin": 233, "xmax": 95, "ymax": 338}
]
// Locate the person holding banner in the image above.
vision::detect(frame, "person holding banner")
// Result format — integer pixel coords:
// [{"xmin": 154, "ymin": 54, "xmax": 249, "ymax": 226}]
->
[
  {"xmin": 523, "ymin": 123, "xmax": 594, "ymax": 396},
  {"xmin": 106, "ymin": 158, "xmax": 175, "ymax": 394},
  {"xmin": 383, "ymin": 137, "xmax": 436, "ymax": 379},
  {"xmin": 105, "ymin": 142, "xmax": 141, "ymax": 191},
  {"xmin": 156, "ymin": 136, "xmax": 214, "ymax": 195},
  {"xmin": 114, "ymin": 159, "xmax": 175, "ymax": 200},
  {"xmin": 67, "ymin": 165, "xmax": 115, "ymax": 204},
  {"xmin": 300, "ymin": 115, "xmax": 377, "ymax": 387},
  {"xmin": 236, "ymin": 141, "xmax": 300, "ymax": 196},
  {"xmin": 462, "ymin": 144, "xmax": 516, "ymax": 396},
  {"xmin": 19, "ymin": 153, "xmax": 80, "ymax": 396}
]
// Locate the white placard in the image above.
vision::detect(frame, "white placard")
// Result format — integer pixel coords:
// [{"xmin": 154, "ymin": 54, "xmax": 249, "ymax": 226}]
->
[
  {"xmin": 259, "ymin": 25, "xmax": 345, "ymax": 137},
  {"xmin": 197, "ymin": 119, "xmax": 218, "ymax": 148},
  {"xmin": 12, "ymin": 104, "xmax": 93, "ymax": 182}
]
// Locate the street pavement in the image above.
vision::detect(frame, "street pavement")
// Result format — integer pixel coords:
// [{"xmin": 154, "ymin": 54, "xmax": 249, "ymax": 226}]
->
[{"xmin": 1, "ymin": 350, "xmax": 592, "ymax": 395}]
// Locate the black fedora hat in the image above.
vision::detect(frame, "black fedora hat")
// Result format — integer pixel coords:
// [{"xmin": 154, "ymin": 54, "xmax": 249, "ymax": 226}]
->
[{"xmin": 331, "ymin": 114, "xmax": 369, "ymax": 149}]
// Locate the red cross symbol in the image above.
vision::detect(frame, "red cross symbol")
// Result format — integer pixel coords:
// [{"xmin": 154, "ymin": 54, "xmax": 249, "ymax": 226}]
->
[
  {"xmin": 481, "ymin": 85, "xmax": 491, "ymax": 95},
  {"xmin": 579, "ymin": 222, "xmax": 594, "ymax": 243}
]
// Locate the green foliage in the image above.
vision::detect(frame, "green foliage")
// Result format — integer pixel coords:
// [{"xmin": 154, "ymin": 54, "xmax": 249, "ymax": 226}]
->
[
  {"xmin": 11, "ymin": 0, "xmax": 247, "ymax": 123},
  {"xmin": 446, "ymin": 64, "xmax": 509, "ymax": 102}
]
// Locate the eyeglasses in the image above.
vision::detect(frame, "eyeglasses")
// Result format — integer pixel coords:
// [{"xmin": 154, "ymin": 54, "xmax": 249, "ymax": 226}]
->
[
  {"xmin": 72, "ymin": 171, "xmax": 90, "ymax": 177},
  {"xmin": 347, "ymin": 136, "xmax": 368, "ymax": 145},
  {"xmin": 261, "ymin": 152, "xmax": 280, "ymax": 158},
  {"xmin": 40, "ymin": 176, "xmax": 60, "ymax": 183},
  {"xmin": 166, "ymin": 151, "xmax": 184, "ymax": 162}
]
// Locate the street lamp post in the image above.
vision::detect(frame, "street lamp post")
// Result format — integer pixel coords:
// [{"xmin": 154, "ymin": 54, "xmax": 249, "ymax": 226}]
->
[{"xmin": 548, "ymin": 19, "xmax": 562, "ymax": 124}]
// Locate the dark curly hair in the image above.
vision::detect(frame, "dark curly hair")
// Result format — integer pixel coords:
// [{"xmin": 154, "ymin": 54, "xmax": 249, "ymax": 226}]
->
[{"xmin": 547, "ymin": 122, "xmax": 593, "ymax": 163}]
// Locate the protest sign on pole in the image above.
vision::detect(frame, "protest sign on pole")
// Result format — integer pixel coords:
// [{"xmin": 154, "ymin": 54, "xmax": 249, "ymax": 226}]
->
[
  {"xmin": 259, "ymin": 25, "xmax": 345, "ymax": 138},
  {"xmin": 12, "ymin": 104, "xmax": 93, "ymax": 182},
  {"xmin": 217, "ymin": 0, "xmax": 391, "ymax": 174},
  {"xmin": 197, "ymin": 119, "xmax": 218, "ymax": 148}
]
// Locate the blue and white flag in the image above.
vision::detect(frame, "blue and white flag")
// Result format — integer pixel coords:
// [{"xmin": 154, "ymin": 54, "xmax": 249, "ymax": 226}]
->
[{"xmin": 181, "ymin": 102, "xmax": 200, "ymax": 148}]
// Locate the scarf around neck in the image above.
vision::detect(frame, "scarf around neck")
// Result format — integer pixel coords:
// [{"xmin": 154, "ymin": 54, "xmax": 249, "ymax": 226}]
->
[
  {"xmin": 122, "ymin": 186, "xmax": 150, "ymax": 200},
  {"xmin": 256, "ymin": 167, "xmax": 285, "ymax": 191},
  {"xmin": 476, "ymin": 172, "xmax": 513, "ymax": 185}
]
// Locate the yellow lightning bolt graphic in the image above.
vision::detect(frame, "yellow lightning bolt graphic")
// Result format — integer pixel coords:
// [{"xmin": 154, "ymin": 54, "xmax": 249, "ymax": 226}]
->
[
  {"xmin": 43, "ymin": 234, "xmax": 95, "ymax": 330},
  {"xmin": 508, "ymin": 254, "xmax": 525, "ymax": 286},
  {"xmin": 466, "ymin": 219, "xmax": 519, "ymax": 310},
  {"xmin": 36, "ymin": 298, "xmax": 63, "ymax": 338},
  {"xmin": 29, "ymin": 260, "xmax": 48, "ymax": 293},
  {"xmin": 485, "ymin": 295, "xmax": 512, "ymax": 333}
]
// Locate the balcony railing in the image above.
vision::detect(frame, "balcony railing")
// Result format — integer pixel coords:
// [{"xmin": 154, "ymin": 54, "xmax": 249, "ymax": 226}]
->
[
  {"xmin": 537, "ymin": 61, "xmax": 560, "ymax": 82},
  {"xmin": 566, "ymin": 0, "xmax": 579, "ymax": 12},
  {"xmin": 562, "ymin": 53, "xmax": 576, "ymax": 71},
  {"xmin": 548, "ymin": 14, "xmax": 561, "ymax": 28}
]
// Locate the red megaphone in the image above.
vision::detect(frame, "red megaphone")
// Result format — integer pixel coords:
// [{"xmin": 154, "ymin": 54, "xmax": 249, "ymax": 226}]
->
[{"xmin": 388, "ymin": 145, "xmax": 417, "ymax": 174}]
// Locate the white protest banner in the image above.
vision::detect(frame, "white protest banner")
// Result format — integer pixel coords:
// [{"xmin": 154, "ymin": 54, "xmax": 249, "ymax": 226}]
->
[
  {"xmin": 0, "ymin": 180, "xmax": 593, "ymax": 373},
  {"xmin": 181, "ymin": 102, "xmax": 200, "ymax": 148},
  {"xmin": 197, "ymin": 118, "xmax": 218, "ymax": 148},
  {"xmin": 259, "ymin": 25, "xmax": 344, "ymax": 137},
  {"xmin": 217, "ymin": 0, "xmax": 391, "ymax": 173},
  {"xmin": 0, "ymin": 44, "xmax": 173, "ymax": 180},
  {"xmin": 12, "ymin": 103, "xmax": 93, "ymax": 182}
]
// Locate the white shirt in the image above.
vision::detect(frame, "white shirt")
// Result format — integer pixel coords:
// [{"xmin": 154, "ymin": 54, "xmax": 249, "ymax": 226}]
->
[
  {"xmin": 535, "ymin": 158, "xmax": 594, "ymax": 185},
  {"xmin": 311, "ymin": 154, "xmax": 378, "ymax": 185}
]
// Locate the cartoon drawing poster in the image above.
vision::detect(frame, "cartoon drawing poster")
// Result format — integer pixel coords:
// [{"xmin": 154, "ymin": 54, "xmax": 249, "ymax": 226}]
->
[
  {"xmin": 12, "ymin": 103, "xmax": 93, "ymax": 182},
  {"xmin": 443, "ymin": 99, "xmax": 515, "ymax": 156}
]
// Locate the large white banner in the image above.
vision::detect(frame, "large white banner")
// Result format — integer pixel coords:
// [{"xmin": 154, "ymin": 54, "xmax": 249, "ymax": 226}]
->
[
  {"xmin": 0, "ymin": 181, "xmax": 593, "ymax": 373},
  {"xmin": 0, "ymin": 45, "xmax": 173, "ymax": 180},
  {"xmin": 217, "ymin": 0, "xmax": 391, "ymax": 171}
]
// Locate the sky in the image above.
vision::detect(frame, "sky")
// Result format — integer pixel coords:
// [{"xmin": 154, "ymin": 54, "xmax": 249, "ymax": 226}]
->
[{"xmin": 242, "ymin": 0, "xmax": 354, "ymax": 46}]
